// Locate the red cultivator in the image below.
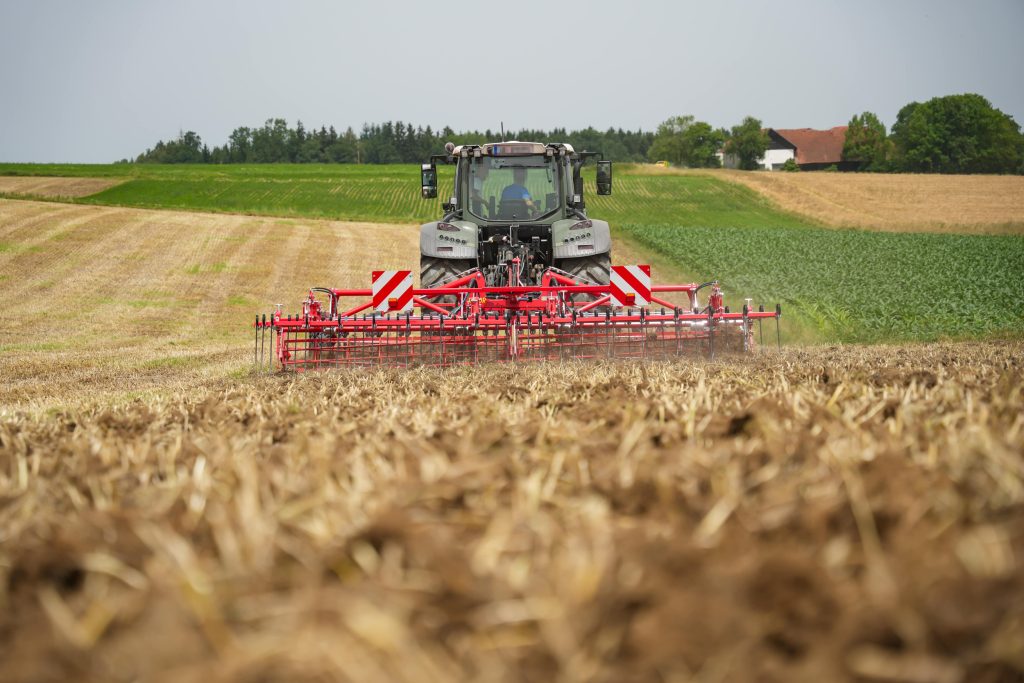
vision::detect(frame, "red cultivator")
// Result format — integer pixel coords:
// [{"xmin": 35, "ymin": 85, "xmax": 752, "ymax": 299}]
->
[{"xmin": 254, "ymin": 263, "xmax": 781, "ymax": 372}]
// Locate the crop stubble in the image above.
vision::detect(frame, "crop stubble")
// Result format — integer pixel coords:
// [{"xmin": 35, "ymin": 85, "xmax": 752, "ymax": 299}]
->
[
  {"xmin": 0, "ymin": 177, "xmax": 122, "ymax": 199},
  {"xmin": 710, "ymin": 170, "xmax": 1024, "ymax": 235},
  {"xmin": 0, "ymin": 199, "xmax": 683, "ymax": 409},
  {"xmin": 1, "ymin": 341, "xmax": 1022, "ymax": 682}
]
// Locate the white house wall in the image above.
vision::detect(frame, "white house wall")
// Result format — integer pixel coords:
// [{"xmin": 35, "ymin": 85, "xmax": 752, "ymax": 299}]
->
[
  {"xmin": 721, "ymin": 148, "xmax": 795, "ymax": 170},
  {"xmin": 762, "ymin": 148, "xmax": 795, "ymax": 170}
]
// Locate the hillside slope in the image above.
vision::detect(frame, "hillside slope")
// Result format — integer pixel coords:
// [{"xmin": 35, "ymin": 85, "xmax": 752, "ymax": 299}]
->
[{"xmin": 0, "ymin": 163, "xmax": 818, "ymax": 228}]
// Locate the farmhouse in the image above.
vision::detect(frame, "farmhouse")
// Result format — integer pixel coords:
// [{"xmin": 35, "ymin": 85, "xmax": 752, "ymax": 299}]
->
[{"xmin": 723, "ymin": 126, "xmax": 853, "ymax": 171}]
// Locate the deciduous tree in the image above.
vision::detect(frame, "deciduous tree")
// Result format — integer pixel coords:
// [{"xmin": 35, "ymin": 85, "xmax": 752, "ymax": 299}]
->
[
  {"xmin": 891, "ymin": 94, "xmax": 1023, "ymax": 173},
  {"xmin": 647, "ymin": 116, "xmax": 725, "ymax": 168},
  {"xmin": 725, "ymin": 117, "xmax": 768, "ymax": 170},
  {"xmin": 842, "ymin": 112, "xmax": 892, "ymax": 171}
]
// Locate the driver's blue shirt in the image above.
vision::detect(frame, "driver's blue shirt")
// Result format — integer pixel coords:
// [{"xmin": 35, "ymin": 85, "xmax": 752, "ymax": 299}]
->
[{"xmin": 501, "ymin": 183, "xmax": 531, "ymax": 201}]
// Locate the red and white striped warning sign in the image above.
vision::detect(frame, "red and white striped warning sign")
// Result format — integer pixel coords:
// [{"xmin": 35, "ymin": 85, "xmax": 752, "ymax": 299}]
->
[
  {"xmin": 372, "ymin": 270, "xmax": 414, "ymax": 312},
  {"xmin": 609, "ymin": 264, "xmax": 651, "ymax": 308}
]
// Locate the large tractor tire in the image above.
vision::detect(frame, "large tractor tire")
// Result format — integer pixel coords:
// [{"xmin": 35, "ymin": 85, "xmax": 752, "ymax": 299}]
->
[
  {"xmin": 420, "ymin": 256, "xmax": 476, "ymax": 306},
  {"xmin": 559, "ymin": 253, "xmax": 611, "ymax": 303}
]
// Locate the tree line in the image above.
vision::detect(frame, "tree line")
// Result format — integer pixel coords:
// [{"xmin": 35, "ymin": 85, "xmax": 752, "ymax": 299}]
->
[
  {"xmin": 128, "ymin": 93, "xmax": 1023, "ymax": 174},
  {"xmin": 128, "ymin": 121, "xmax": 655, "ymax": 165}
]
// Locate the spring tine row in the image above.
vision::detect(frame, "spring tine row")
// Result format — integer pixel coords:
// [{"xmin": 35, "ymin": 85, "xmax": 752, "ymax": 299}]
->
[{"xmin": 259, "ymin": 312, "xmax": 777, "ymax": 372}]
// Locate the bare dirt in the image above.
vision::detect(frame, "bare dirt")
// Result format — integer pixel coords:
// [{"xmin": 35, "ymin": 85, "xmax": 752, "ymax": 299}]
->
[{"xmin": 0, "ymin": 177, "xmax": 123, "ymax": 199}]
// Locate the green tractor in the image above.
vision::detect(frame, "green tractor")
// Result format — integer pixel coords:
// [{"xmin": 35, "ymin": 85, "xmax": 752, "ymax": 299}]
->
[{"xmin": 419, "ymin": 141, "xmax": 613, "ymax": 289}]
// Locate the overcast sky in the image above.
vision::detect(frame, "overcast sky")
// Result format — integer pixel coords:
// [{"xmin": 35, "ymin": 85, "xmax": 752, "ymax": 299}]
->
[{"xmin": 1, "ymin": 0, "xmax": 1021, "ymax": 162}]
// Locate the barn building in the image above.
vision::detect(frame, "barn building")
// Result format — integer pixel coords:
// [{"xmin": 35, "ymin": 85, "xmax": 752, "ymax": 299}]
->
[{"xmin": 723, "ymin": 126, "xmax": 855, "ymax": 171}]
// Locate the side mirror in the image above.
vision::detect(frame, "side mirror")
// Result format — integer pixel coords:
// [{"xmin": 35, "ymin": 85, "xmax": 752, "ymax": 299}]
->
[
  {"xmin": 421, "ymin": 164, "xmax": 437, "ymax": 199},
  {"xmin": 596, "ymin": 160, "xmax": 612, "ymax": 195}
]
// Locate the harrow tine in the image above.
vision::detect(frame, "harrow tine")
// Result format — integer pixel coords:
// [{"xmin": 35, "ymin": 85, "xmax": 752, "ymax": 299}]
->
[
  {"xmin": 263, "ymin": 314, "xmax": 269, "ymax": 372},
  {"xmin": 776, "ymin": 304, "xmax": 782, "ymax": 350},
  {"xmin": 758, "ymin": 304, "xmax": 764, "ymax": 348},
  {"xmin": 745, "ymin": 305, "xmax": 753, "ymax": 352},
  {"xmin": 708, "ymin": 308, "xmax": 715, "ymax": 360}
]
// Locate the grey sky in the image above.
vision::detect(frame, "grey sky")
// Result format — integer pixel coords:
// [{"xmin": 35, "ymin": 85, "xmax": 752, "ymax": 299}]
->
[{"xmin": 1, "ymin": 0, "xmax": 1022, "ymax": 163}]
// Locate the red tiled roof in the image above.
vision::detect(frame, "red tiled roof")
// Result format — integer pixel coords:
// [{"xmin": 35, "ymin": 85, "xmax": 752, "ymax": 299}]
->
[{"xmin": 772, "ymin": 127, "xmax": 848, "ymax": 165}]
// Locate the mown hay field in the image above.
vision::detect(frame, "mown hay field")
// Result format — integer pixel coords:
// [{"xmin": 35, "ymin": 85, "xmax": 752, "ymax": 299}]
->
[
  {"xmin": 0, "ymin": 176, "xmax": 122, "ymax": 199},
  {"xmin": 1, "ymin": 343, "xmax": 1022, "ymax": 683}
]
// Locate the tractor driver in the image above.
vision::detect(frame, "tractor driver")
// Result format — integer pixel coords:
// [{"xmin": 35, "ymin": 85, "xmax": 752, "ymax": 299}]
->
[{"xmin": 500, "ymin": 167, "xmax": 536, "ymax": 214}]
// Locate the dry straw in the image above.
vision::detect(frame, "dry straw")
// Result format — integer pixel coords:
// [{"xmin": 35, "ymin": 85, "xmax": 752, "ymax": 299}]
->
[{"xmin": 1, "ymin": 341, "xmax": 1022, "ymax": 682}]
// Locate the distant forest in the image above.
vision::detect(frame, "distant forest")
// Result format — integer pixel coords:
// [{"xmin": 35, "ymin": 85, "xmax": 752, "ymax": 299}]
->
[
  {"xmin": 129, "ymin": 94, "xmax": 1024, "ymax": 174},
  {"xmin": 127, "ymin": 121, "xmax": 655, "ymax": 165}
]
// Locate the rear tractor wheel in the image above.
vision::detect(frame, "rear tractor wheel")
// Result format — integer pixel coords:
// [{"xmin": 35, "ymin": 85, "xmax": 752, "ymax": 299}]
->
[
  {"xmin": 420, "ymin": 256, "xmax": 476, "ymax": 307},
  {"xmin": 558, "ymin": 253, "xmax": 611, "ymax": 303}
]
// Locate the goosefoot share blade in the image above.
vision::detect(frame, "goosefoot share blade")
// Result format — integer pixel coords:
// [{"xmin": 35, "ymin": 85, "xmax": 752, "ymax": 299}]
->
[{"xmin": 253, "ymin": 263, "xmax": 781, "ymax": 372}]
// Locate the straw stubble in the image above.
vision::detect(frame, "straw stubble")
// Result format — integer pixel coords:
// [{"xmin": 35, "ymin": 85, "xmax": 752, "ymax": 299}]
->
[{"xmin": 1, "ymin": 341, "xmax": 1022, "ymax": 682}]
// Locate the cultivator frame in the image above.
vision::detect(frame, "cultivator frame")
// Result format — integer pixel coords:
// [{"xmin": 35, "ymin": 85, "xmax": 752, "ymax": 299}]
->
[{"xmin": 254, "ymin": 264, "xmax": 780, "ymax": 372}]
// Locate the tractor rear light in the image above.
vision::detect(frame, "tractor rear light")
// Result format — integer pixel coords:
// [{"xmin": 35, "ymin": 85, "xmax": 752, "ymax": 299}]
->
[
  {"xmin": 570, "ymin": 219, "xmax": 592, "ymax": 230},
  {"xmin": 577, "ymin": 244, "xmax": 594, "ymax": 250},
  {"xmin": 437, "ymin": 222, "xmax": 459, "ymax": 231},
  {"xmin": 437, "ymin": 246, "xmax": 453, "ymax": 252}
]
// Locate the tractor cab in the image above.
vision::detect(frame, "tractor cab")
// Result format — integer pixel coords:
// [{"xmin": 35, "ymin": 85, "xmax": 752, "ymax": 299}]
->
[
  {"xmin": 421, "ymin": 141, "xmax": 613, "ymax": 222},
  {"xmin": 419, "ymin": 141, "xmax": 614, "ymax": 289}
]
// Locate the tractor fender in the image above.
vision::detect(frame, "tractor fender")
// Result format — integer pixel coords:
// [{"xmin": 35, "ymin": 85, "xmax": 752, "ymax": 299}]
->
[
  {"xmin": 551, "ymin": 218, "xmax": 611, "ymax": 260},
  {"xmin": 419, "ymin": 220, "xmax": 478, "ymax": 260}
]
